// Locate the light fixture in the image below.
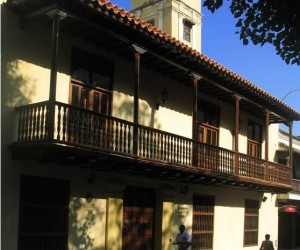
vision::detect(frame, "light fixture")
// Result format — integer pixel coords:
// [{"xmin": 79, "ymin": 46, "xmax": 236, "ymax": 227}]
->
[
  {"xmin": 85, "ymin": 192, "xmax": 93, "ymax": 203},
  {"xmin": 156, "ymin": 88, "xmax": 168, "ymax": 110}
]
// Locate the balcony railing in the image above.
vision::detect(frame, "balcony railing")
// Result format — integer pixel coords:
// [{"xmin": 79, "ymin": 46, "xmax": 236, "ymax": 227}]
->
[{"xmin": 15, "ymin": 101, "xmax": 292, "ymax": 186}]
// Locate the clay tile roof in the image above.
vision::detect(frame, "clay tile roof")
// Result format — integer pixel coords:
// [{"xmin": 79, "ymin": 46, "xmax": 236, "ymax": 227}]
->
[{"xmin": 89, "ymin": 0, "xmax": 299, "ymax": 120}]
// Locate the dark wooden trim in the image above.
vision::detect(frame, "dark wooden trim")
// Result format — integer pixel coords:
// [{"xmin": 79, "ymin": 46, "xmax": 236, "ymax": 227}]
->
[
  {"xmin": 132, "ymin": 45, "xmax": 145, "ymax": 155},
  {"xmin": 264, "ymin": 111, "xmax": 269, "ymax": 180},
  {"xmin": 289, "ymin": 122, "xmax": 293, "ymax": 169},
  {"xmin": 234, "ymin": 95, "xmax": 241, "ymax": 175},
  {"xmin": 192, "ymin": 77, "xmax": 199, "ymax": 165},
  {"xmin": 48, "ymin": 13, "xmax": 61, "ymax": 140}
]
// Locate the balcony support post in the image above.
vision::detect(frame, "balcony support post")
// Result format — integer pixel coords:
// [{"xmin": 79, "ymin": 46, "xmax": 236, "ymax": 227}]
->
[
  {"xmin": 288, "ymin": 122, "xmax": 293, "ymax": 178},
  {"xmin": 47, "ymin": 10, "xmax": 66, "ymax": 140},
  {"xmin": 264, "ymin": 110, "xmax": 270, "ymax": 180},
  {"xmin": 191, "ymin": 73, "xmax": 201, "ymax": 166},
  {"xmin": 132, "ymin": 44, "xmax": 146, "ymax": 155},
  {"xmin": 234, "ymin": 95, "xmax": 242, "ymax": 175}
]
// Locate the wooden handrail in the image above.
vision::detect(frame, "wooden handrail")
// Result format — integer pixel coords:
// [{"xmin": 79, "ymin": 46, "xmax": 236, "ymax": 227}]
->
[{"xmin": 14, "ymin": 101, "xmax": 292, "ymax": 186}]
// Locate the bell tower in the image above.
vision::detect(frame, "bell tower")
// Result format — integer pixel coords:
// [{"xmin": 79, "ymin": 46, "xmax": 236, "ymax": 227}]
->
[{"xmin": 131, "ymin": 0, "xmax": 202, "ymax": 52}]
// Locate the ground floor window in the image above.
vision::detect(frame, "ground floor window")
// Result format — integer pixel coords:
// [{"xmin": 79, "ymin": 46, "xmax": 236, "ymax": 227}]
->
[
  {"xmin": 192, "ymin": 195, "xmax": 215, "ymax": 249},
  {"xmin": 18, "ymin": 175, "xmax": 70, "ymax": 250},
  {"xmin": 244, "ymin": 199, "xmax": 259, "ymax": 246}
]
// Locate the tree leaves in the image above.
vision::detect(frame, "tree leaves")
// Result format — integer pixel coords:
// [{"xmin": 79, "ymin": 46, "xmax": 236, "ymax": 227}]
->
[{"xmin": 203, "ymin": 0, "xmax": 300, "ymax": 65}]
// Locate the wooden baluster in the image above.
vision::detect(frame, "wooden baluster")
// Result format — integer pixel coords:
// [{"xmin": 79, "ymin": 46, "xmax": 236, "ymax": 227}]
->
[
  {"xmin": 77, "ymin": 110, "xmax": 81, "ymax": 144},
  {"xmin": 28, "ymin": 107, "xmax": 33, "ymax": 140},
  {"xmin": 18, "ymin": 108, "xmax": 24, "ymax": 141},
  {"xmin": 127, "ymin": 124, "xmax": 131, "ymax": 154},
  {"xmin": 157, "ymin": 133, "xmax": 161, "ymax": 160},
  {"xmin": 62, "ymin": 106, "xmax": 66, "ymax": 142},
  {"xmin": 123, "ymin": 123, "xmax": 127, "ymax": 153},
  {"xmin": 57, "ymin": 104, "xmax": 61, "ymax": 141},
  {"xmin": 41, "ymin": 105, "xmax": 45, "ymax": 139},
  {"xmin": 167, "ymin": 135, "xmax": 170, "ymax": 161},
  {"xmin": 68, "ymin": 108, "xmax": 72, "ymax": 143},
  {"xmin": 116, "ymin": 122, "xmax": 122, "ymax": 152},
  {"xmin": 146, "ymin": 129, "xmax": 150, "ymax": 158},
  {"xmin": 149, "ymin": 130, "xmax": 153, "ymax": 158},
  {"xmin": 139, "ymin": 128, "xmax": 143, "ymax": 157},
  {"xmin": 32, "ymin": 106, "xmax": 37, "ymax": 140},
  {"xmin": 24, "ymin": 107, "xmax": 29, "ymax": 140},
  {"xmin": 36, "ymin": 106, "xmax": 41, "ymax": 140}
]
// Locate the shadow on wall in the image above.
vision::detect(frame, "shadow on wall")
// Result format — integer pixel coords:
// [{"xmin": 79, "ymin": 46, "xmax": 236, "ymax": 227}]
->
[
  {"xmin": 4, "ymin": 60, "xmax": 36, "ymax": 107},
  {"xmin": 161, "ymin": 202, "xmax": 175, "ymax": 250},
  {"xmin": 69, "ymin": 197, "xmax": 106, "ymax": 250},
  {"xmin": 113, "ymin": 91, "xmax": 161, "ymax": 129},
  {"xmin": 107, "ymin": 197, "xmax": 124, "ymax": 250}
]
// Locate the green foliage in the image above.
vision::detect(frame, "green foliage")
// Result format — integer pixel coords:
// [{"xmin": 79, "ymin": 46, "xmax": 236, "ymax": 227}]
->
[{"xmin": 203, "ymin": 0, "xmax": 300, "ymax": 65}]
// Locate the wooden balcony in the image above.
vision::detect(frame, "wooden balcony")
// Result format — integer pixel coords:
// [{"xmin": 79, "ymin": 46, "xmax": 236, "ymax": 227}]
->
[{"xmin": 10, "ymin": 101, "xmax": 293, "ymax": 193}]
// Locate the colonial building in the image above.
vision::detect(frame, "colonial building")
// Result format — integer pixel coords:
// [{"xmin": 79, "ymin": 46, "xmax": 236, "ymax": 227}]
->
[
  {"xmin": 131, "ymin": 0, "xmax": 202, "ymax": 52},
  {"xmin": 2, "ymin": 0, "xmax": 300, "ymax": 250},
  {"xmin": 277, "ymin": 129, "xmax": 300, "ymax": 249}
]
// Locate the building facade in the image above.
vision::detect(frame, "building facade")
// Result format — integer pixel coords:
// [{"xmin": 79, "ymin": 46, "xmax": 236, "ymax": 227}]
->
[
  {"xmin": 131, "ymin": 0, "xmax": 202, "ymax": 52},
  {"xmin": 277, "ymin": 130, "xmax": 300, "ymax": 249},
  {"xmin": 2, "ymin": 0, "xmax": 300, "ymax": 250}
]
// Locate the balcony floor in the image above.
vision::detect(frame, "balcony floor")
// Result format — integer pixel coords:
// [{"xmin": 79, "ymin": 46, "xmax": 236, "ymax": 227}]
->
[{"xmin": 10, "ymin": 141, "xmax": 292, "ymax": 194}]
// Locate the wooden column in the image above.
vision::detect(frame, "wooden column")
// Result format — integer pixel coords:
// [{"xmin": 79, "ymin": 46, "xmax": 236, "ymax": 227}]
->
[
  {"xmin": 264, "ymin": 111, "xmax": 270, "ymax": 180},
  {"xmin": 234, "ymin": 95, "xmax": 241, "ymax": 175},
  {"xmin": 132, "ymin": 45, "xmax": 146, "ymax": 155},
  {"xmin": 289, "ymin": 122, "xmax": 293, "ymax": 171},
  {"xmin": 47, "ymin": 10, "xmax": 66, "ymax": 140},
  {"xmin": 191, "ymin": 73, "xmax": 201, "ymax": 166}
]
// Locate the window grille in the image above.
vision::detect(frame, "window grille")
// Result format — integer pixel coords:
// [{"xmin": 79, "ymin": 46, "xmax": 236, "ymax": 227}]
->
[
  {"xmin": 244, "ymin": 199, "xmax": 259, "ymax": 246},
  {"xmin": 18, "ymin": 175, "xmax": 70, "ymax": 250},
  {"xmin": 192, "ymin": 195, "xmax": 215, "ymax": 249}
]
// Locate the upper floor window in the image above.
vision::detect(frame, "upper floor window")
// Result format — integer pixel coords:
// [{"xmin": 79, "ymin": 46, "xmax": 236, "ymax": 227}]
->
[
  {"xmin": 197, "ymin": 100, "xmax": 220, "ymax": 146},
  {"xmin": 197, "ymin": 100, "xmax": 220, "ymax": 127},
  {"xmin": 70, "ymin": 47, "xmax": 114, "ymax": 114},
  {"xmin": 244, "ymin": 199, "xmax": 259, "ymax": 246},
  {"xmin": 247, "ymin": 121, "xmax": 262, "ymax": 158},
  {"xmin": 183, "ymin": 19, "xmax": 194, "ymax": 42}
]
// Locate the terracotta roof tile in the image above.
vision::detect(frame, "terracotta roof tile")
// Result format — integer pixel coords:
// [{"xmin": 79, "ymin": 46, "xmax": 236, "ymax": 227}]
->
[{"xmin": 92, "ymin": 0, "xmax": 299, "ymax": 120}]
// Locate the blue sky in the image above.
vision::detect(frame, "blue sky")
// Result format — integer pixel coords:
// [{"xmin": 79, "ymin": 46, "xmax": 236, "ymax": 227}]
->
[{"xmin": 112, "ymin": 0, "xmax": 300, "ymax": 135}]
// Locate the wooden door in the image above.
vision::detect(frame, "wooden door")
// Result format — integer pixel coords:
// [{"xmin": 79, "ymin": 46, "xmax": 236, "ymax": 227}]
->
[
  {"xmin": 68, "ymin": 81, "xmax": 111, "ymax": 146},
  {"xmin": 123, "ymin": 207, "xmax": 154, "ymax": 250},
  {"xmin": 197, "ymin": 124, "xmax": 219, "ymax": 170},
  {"xmin": 122, "ymin": 187, "xmax": 155, "ymax": 250}
]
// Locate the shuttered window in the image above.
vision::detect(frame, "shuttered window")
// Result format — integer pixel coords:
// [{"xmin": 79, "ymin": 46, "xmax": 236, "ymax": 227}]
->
[
  {"xmin": 18, "ymin": 175, "xmax": 70, "ymax": 250},
  {"xmin": 192, "ymin": 195, "xmax": 215, "ymax": 249},
  {"xmin": 244, "ymin": 199, "xmax": 259, "ymax": 246}
]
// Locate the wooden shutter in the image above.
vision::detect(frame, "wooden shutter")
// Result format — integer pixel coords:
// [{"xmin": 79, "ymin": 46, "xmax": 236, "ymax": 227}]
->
[
  {"xmin": 18, "ymin": 175, "xmax": 70, "ymax": 250},
  {"xmin": 244, "ymin": 199, "xmax": 259, "ymax": 246},
  {"xmin": 192, "ymin": 195, "xmax": 215, "ymax": 249}
]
